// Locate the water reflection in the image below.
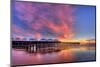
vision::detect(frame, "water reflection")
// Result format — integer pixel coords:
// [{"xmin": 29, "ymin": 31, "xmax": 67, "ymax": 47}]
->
[{"xmin": 12, "ymin": 48, "xmax": 95, "ymax": 65}]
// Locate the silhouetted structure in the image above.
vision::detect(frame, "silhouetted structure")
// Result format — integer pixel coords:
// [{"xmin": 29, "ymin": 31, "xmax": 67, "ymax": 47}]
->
[{"xmin": 12, "ymin": 40, "xmax": 80, "ymax": 53}]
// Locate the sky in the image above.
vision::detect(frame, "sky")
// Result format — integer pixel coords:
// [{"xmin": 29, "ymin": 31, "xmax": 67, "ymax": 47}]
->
[
  {"xmin": 74, "ymin": 5, "xmax": 96, "ymax": 40},
  {"xmin": 11, "ymin": 1, "xmax": 96, "ymax": 40}
]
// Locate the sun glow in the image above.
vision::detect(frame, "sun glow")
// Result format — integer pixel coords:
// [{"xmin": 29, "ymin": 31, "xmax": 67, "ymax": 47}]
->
[
  {"xmin": 59, "ymin": 39, "xmax": 80, "ymax": 42},
  {"xmin": 59, "ymin": 39, "xmax": 96, "ymax": 44}
]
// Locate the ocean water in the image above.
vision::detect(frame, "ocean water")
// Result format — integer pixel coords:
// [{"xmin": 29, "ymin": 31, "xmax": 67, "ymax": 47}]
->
[{"xmin": 12, "ymin": 45, "xmax": 96, "ymax": 65}]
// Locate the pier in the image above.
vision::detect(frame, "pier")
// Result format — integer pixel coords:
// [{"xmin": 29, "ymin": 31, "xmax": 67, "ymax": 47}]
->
[{"xmin": 12, "ymin": 41, "xmax": 80, "ymax": 53}]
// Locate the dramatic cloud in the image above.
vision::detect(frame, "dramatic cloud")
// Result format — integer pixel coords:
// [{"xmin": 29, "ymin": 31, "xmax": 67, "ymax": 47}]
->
[{"xmin": 12, "ymin": 1, "xmax": 75, "ymax": 40}]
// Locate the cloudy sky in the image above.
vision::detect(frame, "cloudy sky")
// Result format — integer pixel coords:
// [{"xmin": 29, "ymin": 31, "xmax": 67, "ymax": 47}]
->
[{"xmin": 11, "ymin": 1, "xmax": 96, "ymax": 40}]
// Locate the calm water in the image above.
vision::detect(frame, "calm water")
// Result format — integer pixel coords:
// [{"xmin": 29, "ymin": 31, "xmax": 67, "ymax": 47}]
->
[{"xmin": 12, "ymin": 47, "xmax": 96, "ymax": 65}]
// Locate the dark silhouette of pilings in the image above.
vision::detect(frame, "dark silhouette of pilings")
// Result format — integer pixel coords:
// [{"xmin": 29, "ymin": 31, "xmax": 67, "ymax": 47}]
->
[{"xmin": 12, "ymin": 41, "xmax": 80, "ymax": 53}]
